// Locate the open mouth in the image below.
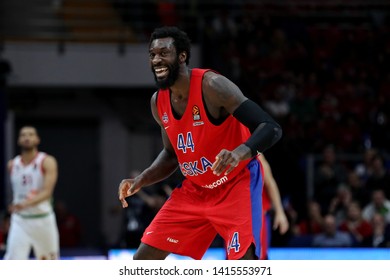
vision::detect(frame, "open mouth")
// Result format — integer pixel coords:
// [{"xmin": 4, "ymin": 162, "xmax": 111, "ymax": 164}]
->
[{"xmin": 154, "ymin": 67, "xmax": 168, "ymax": 79}]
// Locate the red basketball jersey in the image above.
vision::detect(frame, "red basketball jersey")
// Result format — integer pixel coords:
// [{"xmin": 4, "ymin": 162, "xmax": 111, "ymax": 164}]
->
[{"xmin": 156, "ymin": 68, "xmax": 252, "ymax": 188}]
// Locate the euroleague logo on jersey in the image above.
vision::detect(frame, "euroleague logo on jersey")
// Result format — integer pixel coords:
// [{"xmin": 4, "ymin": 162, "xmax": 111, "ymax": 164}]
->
[
  {"xmin": 192, "ymin": 105, "xmax": 204, "ymax": 126},
  {"xmin": 162, "ymin": 112, "xmax": 169, "ymax": 124}
]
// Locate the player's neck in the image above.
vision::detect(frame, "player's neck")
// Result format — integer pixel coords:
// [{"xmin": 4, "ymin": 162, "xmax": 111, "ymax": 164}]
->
[
  {"xmin": 170, "ymin": 68, "xmax": 191, "ymax": 98},
  {"xmin": 20, "ymin": 149, "xmax": 39, "ymax": 164}
]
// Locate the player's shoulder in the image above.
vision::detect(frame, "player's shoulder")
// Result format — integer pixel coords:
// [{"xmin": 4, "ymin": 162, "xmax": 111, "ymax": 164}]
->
[
  {"xmin": 202, "ymin": 70, "xmax": 231, "ymax": 90},
  {"xmin": 202, "ymin": 69, "xmax": 222, "ymax": 82},
  {"xmin": 7, "ymin": 158, "xmax": 14, "ymax": 171},
  {"xmin": 41, "ymin": 153, "xmax": 57, "ymax": 166},
  {"xmin": 151, "ymin": 90, "xmax": 158, "ymax": 101},
  {"xmin": 150, "ymin": 90, "xmax": 159, "ymax": 107},
  {"xmin": 7, "ymin": 154, "xmax": 20, "ymax": 167}
]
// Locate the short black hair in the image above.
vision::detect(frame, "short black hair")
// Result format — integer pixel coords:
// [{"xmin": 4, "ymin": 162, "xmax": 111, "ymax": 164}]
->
[{"xmin": 149, "ymin": 26, "xmax": 191, "ymax": 65}]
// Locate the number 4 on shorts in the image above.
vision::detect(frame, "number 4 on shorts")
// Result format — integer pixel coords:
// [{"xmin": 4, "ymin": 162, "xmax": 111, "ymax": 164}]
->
[{"xmin": 227, "ymin": 232, "xmax": 240, "ymax": 254}]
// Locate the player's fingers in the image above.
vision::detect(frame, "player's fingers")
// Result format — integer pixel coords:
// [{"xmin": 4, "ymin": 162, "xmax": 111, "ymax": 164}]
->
[
  {"xmin": 224, "ymin": 157, "xmax": 239, "ymax": 175},
  {"xmin": 118, "ymin": 180, "xmax": 131, "ymax": 207},
  {"xmin": 213, "ymin": 151, "xmax": 232, "ymax": 175},
  {"xmin": 120, "ymin": 198, "xmax": 128, "ymax": 208},
  {"xmin": 274, "ymin": 218, "xmax": 289, "ymax": 234},
  {"xmin": 224, "ymin": 166, "xmax": 234, "ymax": 175},
  {"xmin": 224, "ymin": 162, "xmax": 237, "ymax": 175},
  {"xmin": 280, "ymin": 221, "xmax": 289, "ymax": 234},
  {"xmin": 211, "ymin": 155, "xmax": 223, "ymax": 171},
  {"xmin": 213, "ymin": 160, "xmax": 227, "ymax": 176},
  {"xmin": 128, "ymin": 182, "xmax": 137, "ymax": 196},
  {"xmin": 119, "ymin": 195, "xmax": 128, "ymax": 208},
  {"xmin": 212, "ymin": 160, "xmax": 225, "ymax": 176},
  {"xmin": 118, "ymin": 180, "xmax": 127, "ymax": 197}
]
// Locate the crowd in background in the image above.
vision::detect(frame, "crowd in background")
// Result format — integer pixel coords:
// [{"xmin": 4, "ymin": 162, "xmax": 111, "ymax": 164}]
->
[
  {"xmin": 115, "ymin": 4, "xmax": 390, "ymax": 249},
  {"xmin": 113, "ymin": 1, "xmax": 390, "ymax": 249}
]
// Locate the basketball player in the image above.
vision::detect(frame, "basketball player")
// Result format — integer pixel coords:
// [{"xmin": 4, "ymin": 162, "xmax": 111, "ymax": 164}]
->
[
  {"xmin": 4, "ymin": 126, "xmax": 59, "ymax": 260},
  {"xmin": 118, "ymin": 26, "xmax": 282, "ymax": 260},
  {"xmin": 258, "ymin": 153, "xmax": 289, "ymax": 260}
]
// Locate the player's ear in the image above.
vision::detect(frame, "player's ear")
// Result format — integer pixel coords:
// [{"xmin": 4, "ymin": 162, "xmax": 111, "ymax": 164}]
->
[{"xmin": 179, "ymin": 51, "xmax": 187, "ymax": 64}]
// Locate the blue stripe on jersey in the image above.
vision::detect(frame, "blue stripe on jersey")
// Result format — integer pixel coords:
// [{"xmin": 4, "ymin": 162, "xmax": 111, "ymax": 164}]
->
[{"xmin": 248, "ymin": 157, "xmax": 263, "ymax": 259}]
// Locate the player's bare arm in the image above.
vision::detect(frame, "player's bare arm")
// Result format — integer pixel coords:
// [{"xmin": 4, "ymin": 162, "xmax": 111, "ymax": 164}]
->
[
  {"xmin": 6, "ymin": 160, "xmax": 13, "ymax": 212},
  {"xmin": 118, "ymin": 93, "xmax": 178, "ymax": 208},
  {"xmin": 10, "ymin": 155, "xmax": 58, "ymax": 213},
  {"xmin": 260, "ymin": 154, "xmax": 289, "ymax": 234},
  {"xmin": 203, "ymin": 72, "xmax": 282, "ymax": 176},
  {"xmin": 7, "ymin": 159, "xmax": 13, "ymax": 173}
]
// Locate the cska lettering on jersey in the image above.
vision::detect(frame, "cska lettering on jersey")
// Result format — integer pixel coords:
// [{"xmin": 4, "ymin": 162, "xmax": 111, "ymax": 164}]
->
[
  {"xmin": 175, "ymin": 131, "xmax": 231, "ymax": 189},
  {"xmin": 180, "ymin": 156, "xmax": 213, "ymax": 176}
]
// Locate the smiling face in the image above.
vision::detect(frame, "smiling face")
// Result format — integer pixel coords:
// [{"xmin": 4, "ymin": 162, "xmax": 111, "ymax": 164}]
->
[{"xmin": 149, "ymin": 37, "xmax": 181, "ymax": 89}]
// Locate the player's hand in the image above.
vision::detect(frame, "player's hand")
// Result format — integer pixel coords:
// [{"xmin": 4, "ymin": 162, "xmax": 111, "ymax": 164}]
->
[
  {"xmin": 211, "ymin": 149, "xmax": 240, "ymax": 176},
  {"xmin": 118, "ymin": 179, "xmax": 140, "ymax": 208},
  {"xmin": 211, "ymin": 145, "xmax": 252, "ymax": 176},
  {"xmin": 8, "ymin": 203, "xmax": 24, "ymax": 213},
  {"xmin": 273, "ymin": 211, "xmax": 289, "ymax": 234}
]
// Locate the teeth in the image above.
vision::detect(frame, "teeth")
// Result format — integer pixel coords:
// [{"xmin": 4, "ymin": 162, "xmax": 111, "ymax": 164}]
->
[
  {"xmin": 155, "ymin": 67, "xmax": 168, "ymax": 78},
  {"xmin": 155, "ymin": 67, "xmax": 167, "ymax": 73}
]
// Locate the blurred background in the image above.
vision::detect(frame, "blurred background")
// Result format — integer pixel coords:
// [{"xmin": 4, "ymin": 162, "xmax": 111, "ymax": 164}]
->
[{"xmin": 1, "ymin": 0, "xmax": 390, "ymax": 259}]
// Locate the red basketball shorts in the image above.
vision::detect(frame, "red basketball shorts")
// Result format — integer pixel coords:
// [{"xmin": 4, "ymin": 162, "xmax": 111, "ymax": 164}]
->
[{"xmin": 141, "ymin": 157, "xmax": 264, "ymax": 260}]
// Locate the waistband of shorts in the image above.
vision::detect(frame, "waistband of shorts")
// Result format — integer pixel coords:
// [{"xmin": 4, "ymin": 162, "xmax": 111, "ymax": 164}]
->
[{"xmin": 16, "ymin": 212, "xmax": 52, "ymax": 219}]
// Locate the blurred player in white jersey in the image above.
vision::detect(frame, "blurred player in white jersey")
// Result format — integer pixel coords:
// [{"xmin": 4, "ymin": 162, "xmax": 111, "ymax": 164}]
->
[{"xmin": 4, "ymin": 126, "xmax": 59, "ymax": 260}]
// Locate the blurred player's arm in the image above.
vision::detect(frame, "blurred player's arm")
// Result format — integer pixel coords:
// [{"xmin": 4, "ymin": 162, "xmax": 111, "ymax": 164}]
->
[
  {"xmin": 259, "ymin": 153, "xmax": 289, "ymax": 234},
  {"xmin": 7, "ymin": 159, "xmax": 13, "ymax": 173},
  {"xmin": 9, "ymin": 156, "xmax": 58, "ymax": 213}
]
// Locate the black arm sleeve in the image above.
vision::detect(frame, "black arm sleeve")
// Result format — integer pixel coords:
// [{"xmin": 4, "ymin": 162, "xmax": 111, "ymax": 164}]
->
[{"xmin": 233, "ymin": 99, "xmax": 282, "ymax": 156}]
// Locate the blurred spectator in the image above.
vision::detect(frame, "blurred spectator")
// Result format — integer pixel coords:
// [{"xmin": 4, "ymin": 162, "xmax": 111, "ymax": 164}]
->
[
  {"xmin": 361, "ymin": 213, "xmax": 390, "ymax": 248},
  {"xmin": 120, "ymin": 171, "xmax": 176, "ymax": 249},
  {"xmin": 362, "ymin": 189, "xmax": 390, "ymax": 224},
  {"xmin": 314, "ymin": 145, "xmax": 348, "ymax": 211},
  {"xmin": 54, "ymin": 201, "xmax": 82, "ymax": 248},
  {"xmin": 289, "ymin": 89, "xmax": 317, "ymax": 125},
  {"xmin": 123, "ymin": 195, "xmax": 147, "ymax": 249},
  {"xmin": 312, "ymin": 214, "xmax": 353, "ymax": 247},
  {"xmin": 287, "ymin": 200, "xmax": 323, "ymax": 247},
  {"xmin": 336, "ymin": 115, "xmax": 362, "ymax": 152},
  {"xmin": 293, "ymin": 200, "xmax": 324, "ymax": 236},
  {"xmin": 370, "ymin": 96, "xmax": 390, "ymax": 151},
  {"xmin": 346, "ymin": 170, "xmax": 370, "ymax": 208},
  {"xmin": 263, "ymin": 87, "xmax": 291, "ymax": 121},
  {"xmin": 338, "ymin": 201, "xmax": 372, "ymax": 246},
  {"xmin": 364, "ymin": 153, "xmax": 390, "ymax": 198},
  {"xmin": 317, "ymin": 93, "xmax": 340, "ymax": 122},
  {"xmin": 354, "ymin": 148, "xmax": 378, "ymax": 184},
  {"xmin": 325, "ymin": 68, "xmax": 350, "ymax": 100},
  {"xmin": 328, "ymin": 184, "xmax": 353, "ymax": 226},
  {"xmin": 136, "ymin": 183, "xmax": 172, "ymax": 216},
  {"xmin": 157, "ymin": 0, "xmax": 179, "ymax": 27},
  {"xmin": 301, "ymin": 72, "xmax": 322, "ymax": 100}
]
